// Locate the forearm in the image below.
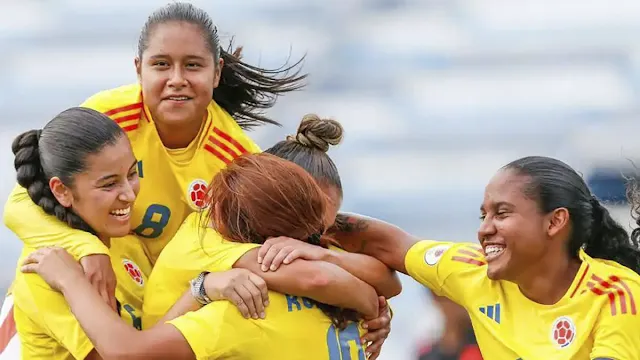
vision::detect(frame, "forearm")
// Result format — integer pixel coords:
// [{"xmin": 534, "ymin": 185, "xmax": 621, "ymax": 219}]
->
[
  {"xmin": 329, "ymin": 212, "xmax": 418, "ymax": 273},
  {"xmin": 322, "ymin": 250, "xmax": 402, "ymax": 298},
  {"xmin": 157, "ymin": 290, "xmax": 200, "ymax": 324},
  {"xmin": 60, "ymin": 276, "xmax": 142, "ymax": 358},
  {"xmin": 301, "ymin": 260, "xmax": 380, "ymax": 319}
]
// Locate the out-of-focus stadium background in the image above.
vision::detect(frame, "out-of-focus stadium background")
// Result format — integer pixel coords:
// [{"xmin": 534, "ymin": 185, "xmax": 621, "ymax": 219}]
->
[{"xmin": 2, "ymin": 0, "xmax": 640, "ymax": 358}]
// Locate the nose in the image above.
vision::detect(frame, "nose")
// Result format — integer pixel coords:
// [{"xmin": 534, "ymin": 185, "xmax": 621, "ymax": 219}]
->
[
  {"xmin": 119, "ymin": 182, "xmax": 137, "ymax": 203},
  {"xmin": 167, "ymin": 66, "xmax": 187, "ymax": 88},
  {"xmin": 477, "ymin": 216, "xmax": 496, "ymax": 244}
]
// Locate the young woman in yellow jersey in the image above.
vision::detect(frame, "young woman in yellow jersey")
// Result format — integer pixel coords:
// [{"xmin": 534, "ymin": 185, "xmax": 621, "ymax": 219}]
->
[
  {"xmin": 3, "ymin": 1, "xmax": 304, "ymax": 307},
  {"xmin": 143, "ymin": 114, "xmax": 398, "ymax": 359},
  {"xmin": 265, "ymin": 156, "xmax": 640, "ymax": 359},
  {"xmin": 10, "ymin": 108, "xmax": 274, "ymax": 360},
  {"xmin": 23, "ymin": 153, "xmax": 380, "ymax": 359}
]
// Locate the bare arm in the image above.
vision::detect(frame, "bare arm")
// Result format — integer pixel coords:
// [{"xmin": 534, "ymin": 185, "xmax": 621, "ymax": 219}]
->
[
  {"xmin": 158, "ymin": 291, "xmax": 200, "ymax": 324},
  {"xmin": 234, "ymin": 248, "xmax": 379, "ymax": 319},
  {"xmin": 327, "ymin": 213, "xmax": 419, "ymax": 273},
  {"xmin": 257, "ymin": 238, "xmax": 402, "ymax": 298},
  {"xmin": 60, "ymin": 273, "xmax": 195, "ymax": 360},
  {"xmin": 321, "ymin": 250, "xmax": 401, "ymax": 298}
]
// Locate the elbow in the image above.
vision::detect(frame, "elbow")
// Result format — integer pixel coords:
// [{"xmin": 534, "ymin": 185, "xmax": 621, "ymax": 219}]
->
[{"xmin": 379, "ymin": 275, "xmax": 403, "ymax": 299}]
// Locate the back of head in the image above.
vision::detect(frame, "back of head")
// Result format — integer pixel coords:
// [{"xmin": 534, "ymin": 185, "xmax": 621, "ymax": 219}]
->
[
  {"xmin": 504, "ymin": 156, "xmax": 640, "ymax": 273},
  {"xmin": 206, "ymin": 152, "xmax": 358, "ymax": 329},
  {"xmin": 12, "ymin": 107, "xmax": 125, "ymax": 233},
  {"xmin": 264, "ymin": 114, "xmax": 344, "ymax": 197},
  {"xmin": 206, "ymin": 153, "xmax": 327, "ymax": 244}
]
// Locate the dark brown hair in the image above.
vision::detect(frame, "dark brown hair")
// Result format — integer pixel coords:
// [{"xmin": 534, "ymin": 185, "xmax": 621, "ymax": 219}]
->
[
  {"xmin": 206, "ymin": 153, "xmax": 358, "ymax": 328},
  {"xmin": 264, "ymin": 114, "xmax": 343, "ymax": 197},
  {"xmin": 137, "ymin": 2, "xmax": 306, "ymax": 129}
]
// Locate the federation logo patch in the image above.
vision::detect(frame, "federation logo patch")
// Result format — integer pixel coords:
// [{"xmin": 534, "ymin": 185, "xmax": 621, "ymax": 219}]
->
[
  {"xmin": 424, "ymin": 245, "xmax": 451, "ymax": 266},
  {"xmin": 187, "ymin": 179, "xmax": 209, "ymax": 210},
  {"xmin": 123, "ymin": 259, "xmax": 144, "ymax": 286},
  {"xmin": 550, "ymin": 316, "xmax": 576, "ymax": 348}
]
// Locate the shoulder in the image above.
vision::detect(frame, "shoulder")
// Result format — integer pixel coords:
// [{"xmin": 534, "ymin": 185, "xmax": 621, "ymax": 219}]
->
[
  {"xmin": 205, "ymin": 101, "xmax": 261, "ymax": 159},
  {"xmin": 80, "ymin": 84, "xmax": 144, "ymax": 132},
  {"xmin": 406, "ymin": 240, "xmax": 486, "ymax": 271},
  {"xmin": 588, "ymin": 259, "xmax": 640, "ymax": 319}
]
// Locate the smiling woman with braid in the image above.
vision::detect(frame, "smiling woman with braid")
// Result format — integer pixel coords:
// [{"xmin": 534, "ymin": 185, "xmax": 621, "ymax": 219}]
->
[{"xmin": 21, "ymin": 153, "xmax": 379, "ymax": 359}]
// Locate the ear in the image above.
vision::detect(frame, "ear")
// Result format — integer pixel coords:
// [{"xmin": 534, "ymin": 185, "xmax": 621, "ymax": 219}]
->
[
  {"xmin": 134, "ymin": 57, "xmax": 142, "ymax": 82},
  {"xmin": 546, "ymin": 207, "xmax": 570, "ymax": 238},
  {"xmin": 49, "ymin": 177, "xmax": 72, "ymax": 208},
  {"xmin": 212, "ymin": 58, "xmax": 224, "ymax": 89}
]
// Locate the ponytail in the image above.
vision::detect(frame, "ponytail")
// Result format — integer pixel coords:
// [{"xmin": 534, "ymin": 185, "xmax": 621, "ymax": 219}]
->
[
  {"xmin": 586, "ymin": 198, "xmax": 640, "ymax": 273},
  {"xmin": 215, "ymin": 46, "xmax": 307, "ymax": 130}
]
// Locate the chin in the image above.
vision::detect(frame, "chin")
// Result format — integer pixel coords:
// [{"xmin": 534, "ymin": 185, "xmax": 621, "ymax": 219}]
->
[{"xmin": 486, "ymin": 265, "xmax": 504, "ymax": 281}]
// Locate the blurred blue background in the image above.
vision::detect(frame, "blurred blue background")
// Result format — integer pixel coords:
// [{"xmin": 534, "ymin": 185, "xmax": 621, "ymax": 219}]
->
[{"xmin": 2, "ymin": 0, "xmax": 640, "ymax": 358}]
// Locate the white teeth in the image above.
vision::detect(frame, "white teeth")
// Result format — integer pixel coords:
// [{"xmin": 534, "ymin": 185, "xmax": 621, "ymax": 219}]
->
[
  {"xmin": 485, "ymin": 245, "xmax": 505, "ymax": 256},
  {"xmin": 169, "ymin": 96, "xmax": 188, "ymax": 100},
  {"xmin": 110, "ymin": 207, "xmax": 130, "ymax": 216}
]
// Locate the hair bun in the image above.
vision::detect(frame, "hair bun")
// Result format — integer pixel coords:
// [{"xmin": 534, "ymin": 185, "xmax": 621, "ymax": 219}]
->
[{"xmin": 286, "ymin": 114, "xmax": 343, "ymax": 152}]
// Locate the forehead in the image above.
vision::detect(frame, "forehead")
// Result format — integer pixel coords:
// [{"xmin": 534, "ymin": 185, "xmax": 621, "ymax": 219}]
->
[
  {"xmin": 483, "ymin": 169, "xmax": 534, "ymax": 208},
  {"xmin": 145, "ymin": 21, "xmax": 211, "ymax": 57},
  {"xmin": 80, "ymin": 136, "xmax": 135, "ymax": 178}
]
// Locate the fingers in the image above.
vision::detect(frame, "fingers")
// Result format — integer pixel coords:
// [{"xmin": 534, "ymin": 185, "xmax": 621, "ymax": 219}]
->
[
  {"xmin": 365, "ymin": 341, "xmax": 383, "ymax": 360},
  {"xmin": 20, "ymin": 263, "xmax": 38, "ymax": 274},
  {"xmin": 22, "ymin": 250, "xmax": 45, "ymax": 266},
  {"xmin": 283, "ymin": 249, "xmax": 302, "ymax": 265},
  {"xmin": 234, "ymin": 284, "xmax": 258, "ymax": 319},
  {"xmin": 260, "ymin": 246, "xmax": 280, "ymax": 272},
  {"xmin": 248, "ymin": 273, "xmax": 269, "ymax": 307},
  {"xmin": 361, "ymin": 326, "xmax": 390, "ymax": 344},
  {"xmin": 257, "ymin": 241, "xmax": 273, "ymax": 265},
  {"xmin": 243, "ymin": 283, "xmax": 265, "ymax": 319},
  {"xmin": 227, "ymin": 291, "xmax": 251, "ymax": 319},
  {"xmin": 377, "ymin": 296, "xmax": 387, "ymax": 310},
  {"xmin": 268, "ymin": 247, "xmax": 294, "ymax": 271}
]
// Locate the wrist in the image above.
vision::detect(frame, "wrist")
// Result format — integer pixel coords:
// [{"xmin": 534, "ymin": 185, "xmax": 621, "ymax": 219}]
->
[
  {"xmin": 320, "ymin": 248, "xmax": 339, "ymax": 264},
  {"xmin": 60, "ymin": 271, "xmax": 86, "ymax": 294},
  {"xmin": 190, "ymin": 271, "xmax": 212, "ymax": 305}
]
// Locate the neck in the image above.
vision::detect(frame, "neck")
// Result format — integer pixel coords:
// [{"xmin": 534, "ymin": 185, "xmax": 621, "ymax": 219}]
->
[
  {"xmin": 99, "ymin": 235, "xmax": 111, "ymax": 248},
  {"xmin": 155, "ymin": 119, "xmax": 203, "ymax": 149},
  {"xmin": 516, "ymin": 251, "xmax": 582, "ymax": 305}
]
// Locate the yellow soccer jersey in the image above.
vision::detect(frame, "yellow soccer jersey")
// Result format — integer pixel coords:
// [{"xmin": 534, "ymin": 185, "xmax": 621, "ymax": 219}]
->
[
  {"xmin": 169, "ymin": 290, "xmax": 367, "ymax": 360},
  {"xmin": 142, "ymin": 212, "xmax": 260, "ymax": 327},
  {"xmin": 12, "ymin": 236, "xmax": 150, "ymax": 360},
  {"xmin": 3, "ymin": 83, "xmax": 261, "ymax": 265},
  {"xmin": 405, "ymin": 240, "xmax": 640, "ymax": 360}
]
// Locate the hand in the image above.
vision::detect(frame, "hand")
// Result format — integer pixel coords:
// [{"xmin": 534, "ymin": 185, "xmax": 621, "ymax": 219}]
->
[
  {"xmin": 21, "ymin": 247, "xmax": 85, "ymax": 292},
  {"xmin": 361, "ymin": 296, "xmax": 391, "ymax": 360},
  {"xmin": 204, "ymin": 269, "xmax": 269, "ymax": 319},
  {"xmin": 257, "ymin": 236, "xmax": 329, "ymax": 272},
  {"xmin": 80, "ymin": 254, "xmax": 117, "ymax": 312}
]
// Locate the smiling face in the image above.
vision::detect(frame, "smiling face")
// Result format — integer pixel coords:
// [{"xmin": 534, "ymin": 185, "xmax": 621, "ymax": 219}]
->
[
  {"xmin": 50, "ymin": 135, "xmax": 140, "ymax": 239},
  {"xmin": 478, "ymin": 169, "xmax": 551, "ymax": 281},
  {"xmin": 136, "ymin": 21, "xmax": 222, "ymax": 130}
]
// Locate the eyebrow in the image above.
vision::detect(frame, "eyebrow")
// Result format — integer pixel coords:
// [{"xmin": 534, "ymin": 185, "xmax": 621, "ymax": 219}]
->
[
  {"xmin": 97, "ymin": 160, "xmax": 138, "ymax": 183},
  {"xmin": 480, "ymin": 201, "xmax": 514, "ymax": 212},
  {"xmin": 148, "ymin": 54, "xmax": 208, "ymax": 61}
]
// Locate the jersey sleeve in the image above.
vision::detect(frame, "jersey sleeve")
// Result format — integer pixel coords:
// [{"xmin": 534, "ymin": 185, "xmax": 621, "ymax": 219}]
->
[
  {"xmin": 202, "ymin": 238, "xmax": 260, "ymax": 272},
  {"xmin": 3, "ymin": 184, "xmax": 108, "ymax": 258},
  {"xmin": 404, "ymin": 240, "xmax": 486, "ymax": 304},
  {"xmin": 168, "ymin": 302, "xmax": 261, "ymax": 358},
  {"xmin": 15, "ymin": 271, "xmax": 94, "ymax": 359},
  {"xmin": 590, "ymin": 282, "xmax": 640, "ymax": 359}
]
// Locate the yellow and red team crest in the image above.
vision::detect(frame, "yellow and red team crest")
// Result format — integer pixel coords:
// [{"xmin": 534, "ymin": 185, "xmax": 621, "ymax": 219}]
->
[
  {"xmin": 122, "ymin": 259, "xmax": 144, "ymax": 287},
  {"xmin": 187, "ymin": 179, "xmax": 209, "ymax": 210}
]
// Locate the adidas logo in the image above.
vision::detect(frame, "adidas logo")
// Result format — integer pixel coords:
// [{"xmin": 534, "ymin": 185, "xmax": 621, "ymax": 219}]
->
[{"xmin": 479, "ymin": 303, "xmax": 501, "ymax": 324}]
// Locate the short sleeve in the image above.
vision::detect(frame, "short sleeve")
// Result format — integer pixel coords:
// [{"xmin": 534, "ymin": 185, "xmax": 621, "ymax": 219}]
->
[
  {"xmin": 590, "ymin": 284, "xmax": 640, "ymax": 360},
  {"xmin": 405, "ymin": 240, "xmax": 487, "ymax": 304},
  {"xmin": 168, "ymin": 302, "xmax": 262, "ymax": 359},
  {"xmin": 4, "ymin": 184, "xmax": 108, "ymax": 258},
  {"xmin": 13, "ymin": 271, "xmax": 94, "ymax": 359}
]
